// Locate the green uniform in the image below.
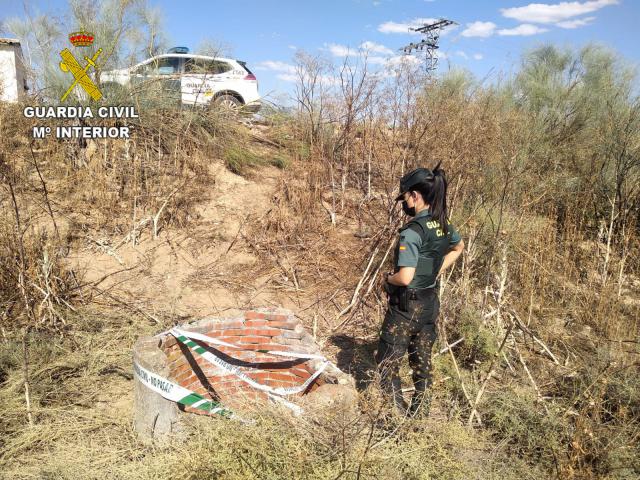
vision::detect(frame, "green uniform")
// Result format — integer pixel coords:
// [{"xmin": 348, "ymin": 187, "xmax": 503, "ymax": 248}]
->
[
  {"xmin": 376, "ymin": 209, "xmax": 461, "ymax": 415},
  {"xmin": 394, "ymin": 209, "xmax": 461, "ymax": 288}
]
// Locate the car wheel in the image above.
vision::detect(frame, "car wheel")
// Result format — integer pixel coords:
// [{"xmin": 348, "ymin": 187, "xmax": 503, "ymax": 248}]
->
[{"xmin": 213, "ymin": 94, "xmax": 241, "ymax": 115}]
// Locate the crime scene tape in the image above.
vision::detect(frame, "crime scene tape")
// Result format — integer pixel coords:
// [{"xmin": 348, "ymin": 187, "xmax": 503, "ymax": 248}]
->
[
  {"xmin": 268, "ymin": 392, "xmax": 303, "ymax": 414},
  {"xmin": 133, "ymin": 359, "xmax": 232, "ymax": 417}
]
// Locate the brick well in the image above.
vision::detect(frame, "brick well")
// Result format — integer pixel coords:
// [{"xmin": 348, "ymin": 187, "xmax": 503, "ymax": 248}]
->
[{"xmin": 156, "ymin": 308, "xmax": 349, "ymax": 415}]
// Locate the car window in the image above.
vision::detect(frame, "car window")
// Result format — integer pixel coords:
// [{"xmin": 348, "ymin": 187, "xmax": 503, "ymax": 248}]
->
[
  {"xmin": 238, "ymin": 61, "xmax": 253, "ymax": 75},
  {"xmin": 145, "ymin": 57, "xmax": 180, "ymax": 75},
  {"xmin": 184, "ymin": 59, "xmax": 233, "ymax": 75}
]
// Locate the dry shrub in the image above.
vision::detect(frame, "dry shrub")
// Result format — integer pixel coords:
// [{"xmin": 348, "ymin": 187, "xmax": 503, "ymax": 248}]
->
[
  {"xmin": 241, "ymin": 44, "xmax": 640, "ymax": 479},
  {"xmin": 0, "ymin": 219, "xmax": 78, "ymax": 332},
  {"xmin": 0, "ymin": 109, "xmax": 80, "ymax": 333},
  {"xmin": 484, "ymin": 387, "xmax": 567, "ymax": 469},
  {"xmin": 447, "ymin": 305, "xmax": 500, "ymax": 367},
  {"xmin": 550, "ymin": 349, "xmax": 640, "ymax": 478}
]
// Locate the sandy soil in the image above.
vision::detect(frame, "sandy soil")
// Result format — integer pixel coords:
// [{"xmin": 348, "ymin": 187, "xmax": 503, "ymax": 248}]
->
[{"xmin": 67, "ymin": 160, "xmax": 291, "ymax": 321}]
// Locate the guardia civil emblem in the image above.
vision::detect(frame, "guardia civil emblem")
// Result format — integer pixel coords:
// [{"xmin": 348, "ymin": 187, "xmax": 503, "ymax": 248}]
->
[{"xmin": 59, "ymin": 28, "xmax": 103, "ymax": 102}]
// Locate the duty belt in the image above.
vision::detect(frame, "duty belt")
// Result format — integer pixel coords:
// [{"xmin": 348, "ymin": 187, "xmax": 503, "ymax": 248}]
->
[
  {"xmin": 387, "ymin": 285, "xmax": 435, "ymax": 311},
  {"xmin": 406, "ymin": 287, "xmax": 436, "ymax": 300}
]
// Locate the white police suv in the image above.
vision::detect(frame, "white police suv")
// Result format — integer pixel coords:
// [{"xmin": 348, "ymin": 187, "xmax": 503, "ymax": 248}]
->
[{"xmin": 101, "ymin": 47, "xmax": 260, "ymax": 112}]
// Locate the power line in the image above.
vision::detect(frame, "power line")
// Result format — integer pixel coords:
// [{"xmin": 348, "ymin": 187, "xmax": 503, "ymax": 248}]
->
[{"xmin": 399, "ymin": 18, "xmax": 457, "ymax": 75}]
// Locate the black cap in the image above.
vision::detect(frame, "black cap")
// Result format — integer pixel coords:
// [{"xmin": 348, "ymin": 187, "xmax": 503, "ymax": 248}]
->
[{"xmin": 394, "ymin": 168, "xmax": 434, "ymax": 201}]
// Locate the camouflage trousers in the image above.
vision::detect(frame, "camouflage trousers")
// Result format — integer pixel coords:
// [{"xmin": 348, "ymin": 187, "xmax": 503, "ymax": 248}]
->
[{"xmin": 375, "ymin": 289, "xmax": 440, "ymax": 413}]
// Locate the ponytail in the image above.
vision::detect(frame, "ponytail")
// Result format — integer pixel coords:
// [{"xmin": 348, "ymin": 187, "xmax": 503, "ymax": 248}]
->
[
  {"xmin": 431, "ymin": 162, "xmax": 448, "ymax": 235},
  {"xmin": 414, "ymin": 161, "xmax": 449, "ymax": 234}
]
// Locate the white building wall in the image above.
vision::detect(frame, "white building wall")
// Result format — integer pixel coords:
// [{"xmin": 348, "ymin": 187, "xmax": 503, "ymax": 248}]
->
[
  {"xmin": 0, "ymin": 41, "xmax": 27, "ymax": 102},
  {"xmin": 14, "ymin": 45, "xmax": 27, "ymax": 101}
]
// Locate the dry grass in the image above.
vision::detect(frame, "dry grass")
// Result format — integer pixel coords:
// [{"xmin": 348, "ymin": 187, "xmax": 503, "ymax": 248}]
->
[{"xmin": 0, "ymin": 315, "xmax": 538, "ymax": 480}]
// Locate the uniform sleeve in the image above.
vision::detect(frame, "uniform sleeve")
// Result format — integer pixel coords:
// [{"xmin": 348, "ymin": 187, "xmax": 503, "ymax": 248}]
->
[
  {"xmin": 447, "ymin": 220, "xmax": 462, "ymax": 246},
  {"xmin": 396, "ymin": 229, "xmax": 422, "ymax": 268}
]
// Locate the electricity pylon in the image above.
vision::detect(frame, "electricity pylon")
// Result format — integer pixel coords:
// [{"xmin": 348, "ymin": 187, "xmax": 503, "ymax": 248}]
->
[{"xmin": 399, "ymin": 19, "xmax": 457, "ymax": 75}]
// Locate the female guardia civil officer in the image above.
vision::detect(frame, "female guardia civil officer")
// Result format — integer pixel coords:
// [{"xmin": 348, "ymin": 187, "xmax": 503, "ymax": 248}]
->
[{"xmin": 376, "ymin": 165, "xmax": 464, "ymax": 416}]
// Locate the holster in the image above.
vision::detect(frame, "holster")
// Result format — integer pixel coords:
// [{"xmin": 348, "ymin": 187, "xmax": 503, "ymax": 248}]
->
[
  {"xmin": 388, "ymin": 286, "xmax": 434, "ymax": 312},
  {"xmin": 387, "ymin": 285, "xmax": 409, "ymax": 312}
]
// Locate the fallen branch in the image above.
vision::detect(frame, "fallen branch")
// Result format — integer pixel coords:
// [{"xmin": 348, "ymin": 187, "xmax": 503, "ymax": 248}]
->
[
  {"xmin": 332, "ymin": 225, "xmax": 397, "ymax": 332},
  {"xmin": 91, "ymin": 286, "xmax": 160, "ymax": 324},
  {"xmin": 225, "ymin": 214, "xmax": 252, "ymax": 255},
  {"xmin": 513, "ymin": 341, "xmax": 550, "ymax": 414},
  {"xmin": 332, "ymin": 243, "xmax": 381, "ymax": 323},
  {"xmin": 510, "ymin": 310, "xmax": 560, "ymax": 365},
  {"xmin": 434, "ymin": 337, "xmax": 465, "ymax": 357},
  {"xmin": 248, "ymin": 132, "xmax": 285, "ymax": 148},
  {"xmin": 153, "ymin": 187, "xmax": 180, "ymax": 239},
  {"xmin": 113, "ymin": 217, "xmax": 151, "ymax": 250},
  {"xmin": 502, "ymin": 351, "xmax": 516, "ymax": 374},
  {"xmin": 85, "ymin": 235, "xmax": 125, "ymax": 266},
  {"xmin": 336, "ymin": 237, "xmax": 393, "ymax": 329}
]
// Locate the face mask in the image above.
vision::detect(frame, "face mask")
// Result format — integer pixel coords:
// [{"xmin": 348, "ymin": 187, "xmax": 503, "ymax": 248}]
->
[{"xmin": 402, "ymin": 201, "xmax": 416, "ymax": 217}]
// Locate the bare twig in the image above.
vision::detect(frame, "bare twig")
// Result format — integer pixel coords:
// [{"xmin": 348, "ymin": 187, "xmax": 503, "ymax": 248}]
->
[
  {"xmin": 29, "ymin": 142, "xmax": 60, "ymax": 241},
  {"xmin": 153, "ymin": 187, "xmax": 180, "ymax": 239},
  {"xmin": 434, "ymin": 337, "xmax": 465, "ymax": 357},
  {"xmin": 332, "ymin": 243, "xmax": 381, "ymax": 325},
  {"xmin": 85, "ymin": 235, "xmax": 125, "ymax": 266},
  {"xmin": 510, "ymin": 310, "xmax": 560, "ymax": 365},
  {"xmin": 516, "ymin": 344, "xmax": 541, "ymax": 396},
  {"xmin": 22, "ymin": 332, "xmax": 33, "ymax": 427},
  {"xmin": 334, "ymin": 239, "xmax": 395, "ymax": 330},
  {"xmin": 225, "ymin": 214, "xmax": 251, "ymax": 255}
]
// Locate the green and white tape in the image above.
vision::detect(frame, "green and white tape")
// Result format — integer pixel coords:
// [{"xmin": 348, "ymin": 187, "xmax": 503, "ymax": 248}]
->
[
  {"xmin": 170, "ymin": 327, "xmax": 329, "ymax": 397},
  {"xmin": 267, "ymin": 392, "xmax": 303, "ymax": 415},
  {"xmin": 133, "ymin": 359, "xmax": 232, "ymax": 417}
]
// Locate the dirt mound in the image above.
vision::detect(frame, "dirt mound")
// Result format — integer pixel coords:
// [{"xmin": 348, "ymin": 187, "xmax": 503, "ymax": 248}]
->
[{"xmin": 69, "ymin": 160, "xmax": 285, "ymax": 319}]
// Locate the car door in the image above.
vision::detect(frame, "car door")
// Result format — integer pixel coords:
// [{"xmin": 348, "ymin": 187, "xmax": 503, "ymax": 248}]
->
[
  {"xmin": 182, "ymin": 58, "xmax": 236, "ymax": 106},
  {"xmin": 182, "ymin": 58, "xmax": 214, "ymax": 106},
  {"xmin": 210, "ymin": 60, "xmax": 243, "ymax": 100}
]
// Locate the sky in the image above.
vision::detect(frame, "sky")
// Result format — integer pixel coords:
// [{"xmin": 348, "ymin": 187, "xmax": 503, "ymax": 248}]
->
[{"xmin": 1, "ymin": 0, "xmax": 639, "ymax": 103}]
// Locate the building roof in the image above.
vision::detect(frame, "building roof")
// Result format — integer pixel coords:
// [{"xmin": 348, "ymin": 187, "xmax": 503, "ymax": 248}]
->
[{"xmin": 0, "ymin": 38, "xmax": 21, "ymax": 45}]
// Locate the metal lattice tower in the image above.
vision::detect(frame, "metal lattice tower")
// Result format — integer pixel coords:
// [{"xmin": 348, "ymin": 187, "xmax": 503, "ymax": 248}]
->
[{"xmin": 399, "ymin": 19, "xmax": 457, "ymax": 74}]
